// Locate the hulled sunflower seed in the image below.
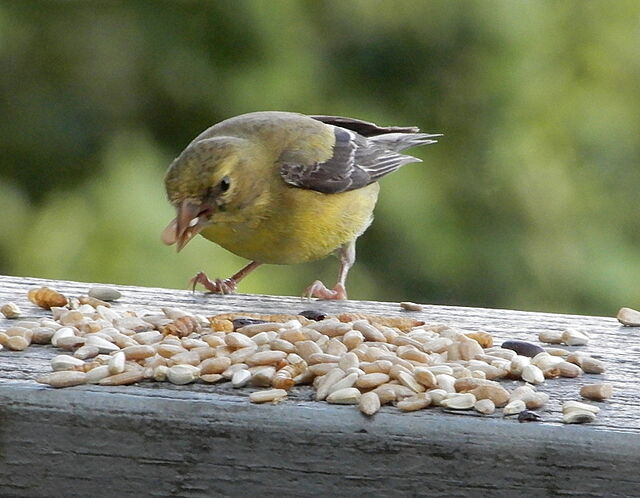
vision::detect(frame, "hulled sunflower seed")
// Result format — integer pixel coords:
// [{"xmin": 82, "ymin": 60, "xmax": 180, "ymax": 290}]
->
[
  {"xmin": 37, "ymin": 370, "xmax": 87, "ymax": 387},
  {"xmin": 474, "ymin": 399, "xmax": 495, "ymax": 415},
  {"xmin": 358, "ymin": 391, "xmax": 381, "ymax": 416},
  {"xmin": 326, "ymin": 387, "xmax": 361, "ymax": 405},
  {"xmin": 397, "ymin": 393, "xmax": 431, "ymax": 412},
  {"xmin": 616, "ymin": 307, "xmax": 640, "ymax": 326},
  {"xmin": 580, "ymin": 383, "xmax": 613, "ymax": 401},
  {"xmin": 249, "ymin": 389, "xmax": 288, "ymax": 404},
  {"xmin": 1, "ymin": 302, "xmax": 21, "ymax": 318},
  {"xmin": 503, "ymin": 399, "xmax": 526, "ymax": 416},
  {"xmin": 400, "ymin": 302, "xmax": 423, "ymax": 312}
]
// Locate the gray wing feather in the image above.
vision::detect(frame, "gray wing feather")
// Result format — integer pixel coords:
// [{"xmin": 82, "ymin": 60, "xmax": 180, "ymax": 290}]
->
[
  {"xmin": 281, "ymin": 128, "xmax": 368, "ymax": 194},
  {"xmin": 280, "ymin": 120, "xmax": 440, "ymax": 194}
]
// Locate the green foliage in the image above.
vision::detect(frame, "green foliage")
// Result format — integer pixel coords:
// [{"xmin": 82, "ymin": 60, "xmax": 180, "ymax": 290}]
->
[{"xmin": 1, "ymin": 0, "xmax": 639, "ymax": 314}]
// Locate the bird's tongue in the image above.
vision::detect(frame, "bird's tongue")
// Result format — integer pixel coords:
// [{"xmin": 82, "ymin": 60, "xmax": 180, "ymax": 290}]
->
[
  {"xmin": 161, "ymin": 218, "xmax": 178, "ymax": 245},
  {"xmin": 161, "ymin": 215, "xmax": 202, "ymax": 251},
  {"xmin": 162, "ymin": 200, "xmax": 208, "ymax": 251}
]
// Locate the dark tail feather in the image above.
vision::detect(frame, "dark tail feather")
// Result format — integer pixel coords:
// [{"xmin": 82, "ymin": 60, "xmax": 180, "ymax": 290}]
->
[{"xmin": 310, "ymin": 115, "xmax": 421, "ymax": 136}]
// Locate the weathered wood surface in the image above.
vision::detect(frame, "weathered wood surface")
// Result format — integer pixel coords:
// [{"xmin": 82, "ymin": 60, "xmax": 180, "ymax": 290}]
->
[{"xmin": 1, "ymin": 274, "xmax": 639, "ymax": 497}]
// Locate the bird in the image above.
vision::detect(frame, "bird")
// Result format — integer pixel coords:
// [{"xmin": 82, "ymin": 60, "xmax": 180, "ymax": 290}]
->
[{"xmin": 162, "ymin": 111, "xmax": 440, "ymax": 299}]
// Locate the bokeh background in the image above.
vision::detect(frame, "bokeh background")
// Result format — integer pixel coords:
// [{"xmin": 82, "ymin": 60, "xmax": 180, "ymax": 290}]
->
[{"xmin": 1, "ymin": 0, "xmax": 639, "ymax": 316}]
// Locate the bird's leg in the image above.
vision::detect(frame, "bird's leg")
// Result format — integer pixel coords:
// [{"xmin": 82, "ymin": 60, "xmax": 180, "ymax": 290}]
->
[
  {"xmin": 190, "ymin": 261, "xmax": 262, "ymax": 294},
  {"xmin": 304, "ymin": 240, "xmax": 355, "ymax": 300}
]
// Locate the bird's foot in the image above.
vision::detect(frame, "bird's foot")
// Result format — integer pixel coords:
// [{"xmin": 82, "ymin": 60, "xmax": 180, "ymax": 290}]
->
[
  {"xmin": 303, "ymin": 281, "xmax": 348, "ymax": 300},
  {"xmin": 190, "ymin": 271, "xmax": 237, "ymax": 294}
]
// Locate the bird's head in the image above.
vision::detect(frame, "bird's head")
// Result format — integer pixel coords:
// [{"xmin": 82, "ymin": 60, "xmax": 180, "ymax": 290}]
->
[{"xmin": 162, "ymin": 137, "xmax": 246, "ymax": 251}]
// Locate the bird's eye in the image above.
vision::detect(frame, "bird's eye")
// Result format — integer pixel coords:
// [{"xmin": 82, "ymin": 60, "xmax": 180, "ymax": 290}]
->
[{"xmin": 220, "ymin": 176, "xmax": 230, "ymax": 192}]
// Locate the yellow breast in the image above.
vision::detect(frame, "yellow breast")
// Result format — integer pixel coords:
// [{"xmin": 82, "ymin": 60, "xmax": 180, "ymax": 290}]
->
[{"xmin": 200, "ymin": 183, "xmax": 380, "ymax": 264}]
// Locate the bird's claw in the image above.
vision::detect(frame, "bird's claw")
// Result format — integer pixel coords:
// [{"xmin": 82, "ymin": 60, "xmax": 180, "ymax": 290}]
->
[
  {"xmin": 190, "ymin": 271, "xmax": 237, "ymax": 294},
  {"xmin": 303, "ymin": 281, "xmax": 348, "ymax": 300}
]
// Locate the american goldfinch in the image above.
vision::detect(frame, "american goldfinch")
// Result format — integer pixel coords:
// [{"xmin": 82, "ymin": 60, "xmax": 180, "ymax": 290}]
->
[{"xmin": 162, "ymin": 111, "xmax": 439, "ymax": 299}]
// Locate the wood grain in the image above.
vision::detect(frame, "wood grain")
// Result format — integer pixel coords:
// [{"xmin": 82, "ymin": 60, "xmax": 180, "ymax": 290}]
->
[{"xmin": 1, "ymin": 274, "xmax": 639, "ymax": 496}]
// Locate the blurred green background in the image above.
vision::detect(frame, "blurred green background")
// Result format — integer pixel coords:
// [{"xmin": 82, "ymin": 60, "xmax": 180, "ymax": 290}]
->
[{"xmin": 1, "ymin": 0, "xmax": 639, "ymax": 316}]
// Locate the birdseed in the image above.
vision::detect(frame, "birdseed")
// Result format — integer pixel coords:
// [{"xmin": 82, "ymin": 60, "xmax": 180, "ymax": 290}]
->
[{"xmin": 0, "ymin": 286, "xmax": 614, "ymax": 423}]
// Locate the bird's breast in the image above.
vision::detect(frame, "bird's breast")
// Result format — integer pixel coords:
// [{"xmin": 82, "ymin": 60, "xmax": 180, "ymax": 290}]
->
[{"xmin": 199, "ymin": 183, "xmax": 379, "ymax": 264}]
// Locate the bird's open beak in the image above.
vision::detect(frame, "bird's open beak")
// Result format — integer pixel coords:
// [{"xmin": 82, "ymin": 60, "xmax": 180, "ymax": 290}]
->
[{"xmin": 161, "ymin": 200, "xmax": 211, "ymax": 252}]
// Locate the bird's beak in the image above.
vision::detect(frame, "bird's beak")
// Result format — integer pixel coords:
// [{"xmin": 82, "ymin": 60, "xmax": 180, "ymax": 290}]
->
[{"xmin": 161, "ymin": 200, "xmax": 210, "ymax": 252}]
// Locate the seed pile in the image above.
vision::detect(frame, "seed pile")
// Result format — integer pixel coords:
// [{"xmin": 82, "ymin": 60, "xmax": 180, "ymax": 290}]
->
[{"xmin": 0, "ymin": 286, "xmax": 614, "ymax": 423}]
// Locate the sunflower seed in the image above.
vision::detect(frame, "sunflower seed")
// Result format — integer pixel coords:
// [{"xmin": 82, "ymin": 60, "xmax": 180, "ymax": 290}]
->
[
  {"xmin": 249, "ymin": 389, "xmax": 288, "ymax": 404},
  {"xmin": 441, "ymin": 393, "xmax": 475, "ymax": 410},
  {"xmin": 0, "ymin": 302, "xmax": 21, "ymax": 318},
  {"xmin": 88, "ymin": 286, "xmax": 122, "ymax": 302},
  {"xmin": 561, "ymin": 329, "xmax": 589, "ymax": 346},
  {"xmin": 37, "ymin": 371, "xmax": 87, "ymax": 387},
  {"xmin": 616, "ymin": 307, "xmax": 640, "ymax": 326},
  {"xmin": 326, "ymin": 387, "xmax": 361, "ymax": 404},
  {"xmin": 358, "ymin": 391, "xmax": 381, "ymax": 416},
  {"xmin": 166, "ymin": 364, "xmax": 200, "ymax": 385},
  {"xmin": 474, "ymin": 399, "xmax": 495, "ymax": 415},
  {"xmin": 51, "ymin": 354, "xmax": 85, "ymax": 371},
  {"xmin": 580, "ymin": 383, "xmax": 613, "ymax": 401},
  {"xmin": 503, "ymin": 399, "xmax": 526, "ymax": 416},
  {"xmin": 400, "ymin": 302, "xmax": 423, "ymax": 312}
]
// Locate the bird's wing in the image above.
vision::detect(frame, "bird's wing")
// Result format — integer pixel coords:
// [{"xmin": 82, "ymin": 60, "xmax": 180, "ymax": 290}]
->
[{"xmin": 280, "ymin": 124, "xmax": 437, "ymax": 194}]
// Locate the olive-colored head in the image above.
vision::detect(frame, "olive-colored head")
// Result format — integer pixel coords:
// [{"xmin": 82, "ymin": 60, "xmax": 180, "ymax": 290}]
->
[{"xmin": 162, "ymin": 137, "xmax": 247, "ymax": 251}]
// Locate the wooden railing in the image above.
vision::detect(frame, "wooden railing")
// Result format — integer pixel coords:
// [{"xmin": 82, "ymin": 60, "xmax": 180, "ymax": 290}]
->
[{"xmin": 0, "ymin": 274, "xmax": 638, "ymax": 496}]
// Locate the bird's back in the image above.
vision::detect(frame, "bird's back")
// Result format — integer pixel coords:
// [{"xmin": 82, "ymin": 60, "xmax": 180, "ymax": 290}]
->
[{"xmin": 190, "ymin": 111, "xmax": 438, "ymax": 263}]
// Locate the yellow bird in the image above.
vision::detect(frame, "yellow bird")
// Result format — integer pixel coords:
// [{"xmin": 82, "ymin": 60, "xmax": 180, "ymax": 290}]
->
[{"xmin": 162, "ymin": 111, "xmax": 439, "ymax": 299}]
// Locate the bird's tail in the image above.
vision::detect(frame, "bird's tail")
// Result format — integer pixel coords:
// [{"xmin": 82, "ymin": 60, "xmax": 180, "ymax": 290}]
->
[{"xmin": 369, "ymin": 132, "xmax": 442, "ymax": 152}]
